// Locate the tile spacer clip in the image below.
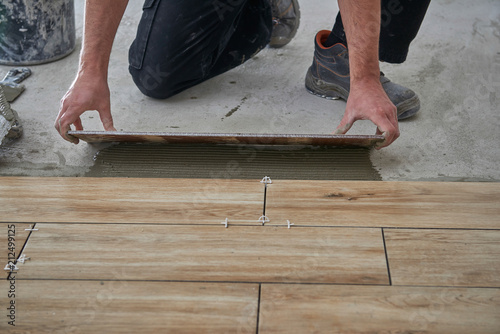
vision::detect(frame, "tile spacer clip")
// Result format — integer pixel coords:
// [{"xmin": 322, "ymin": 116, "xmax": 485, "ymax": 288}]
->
[
  {"xmin": 258, "ymin": 215, "xmax": 270, "ymax": 225},
  {"xmin": 260, "ymin": 176, "xmax": 272, "ymax": 184},
  {"xmin": 18, "ymin": 254, "xmax": 30, "ymax": 263},
  {"xmin": 287, "ymin": 220, "xmax": 294, "ymax": 229},
  {"xmin": 221, "ymin": 218, "xmax": 229, "ymax": 228},
  {"xmin": 4, "ymin": 262, "xmax": 19, "ymax": 272},
  {"xmin": 25, "ymin": 225, "xmax": 38, "ymax": 231}
]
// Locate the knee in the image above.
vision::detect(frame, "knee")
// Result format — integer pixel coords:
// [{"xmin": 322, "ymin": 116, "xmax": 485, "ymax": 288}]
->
[{"xmin": 129, "ymin": 63, "xmax": 178, "ymax": 99}]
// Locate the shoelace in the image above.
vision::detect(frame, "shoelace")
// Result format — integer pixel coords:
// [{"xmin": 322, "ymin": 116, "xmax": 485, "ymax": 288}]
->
[{"xmin": 272, "ymin": 17, "xmax": 296, "ymax": 26}]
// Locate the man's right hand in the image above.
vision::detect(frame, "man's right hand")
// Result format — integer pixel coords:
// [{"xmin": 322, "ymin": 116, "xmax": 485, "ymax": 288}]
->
[
  {"xmin": 334, "ymin": 77, "xmax": 400, "ymax": 149},
  {"xmin": 55, "ymin": 74, "xmax": 116, "ymax": 144},
  {"xmin": 336, "ymin": 0, "xmax": 400, "ymax": 148}
]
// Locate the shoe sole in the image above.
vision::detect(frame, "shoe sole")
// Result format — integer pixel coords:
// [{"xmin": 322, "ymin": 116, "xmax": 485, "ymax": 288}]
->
[
  {"xmin": 394, "ymin": 95, "xmax": 420, "ymax": 120},
  {"xmin": 305, "ymin": 68, "xmax": 420, "ymax": 120},
  {"xmin": 305, "ymin": 67, "xmax": 348, "ymax": 100},
  {"xmin": 269, "ymin": 0, "xmax": 301, "ymax": 48}
]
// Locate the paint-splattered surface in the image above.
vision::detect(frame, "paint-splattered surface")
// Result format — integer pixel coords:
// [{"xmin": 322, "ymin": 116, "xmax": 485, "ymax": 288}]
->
[{"xmin": 0, "ymin": 0, "xmax": 75, "ymax": 65}]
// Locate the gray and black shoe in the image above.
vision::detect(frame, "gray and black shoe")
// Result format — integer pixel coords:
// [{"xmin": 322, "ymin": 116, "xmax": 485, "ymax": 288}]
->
[
  {"xmin": 305, "ymin": 30, "xmax": 420, "ymax": 120},
  {"xmin": 269, "ymin": 0, "xmax": 300, "ymax": 48}
]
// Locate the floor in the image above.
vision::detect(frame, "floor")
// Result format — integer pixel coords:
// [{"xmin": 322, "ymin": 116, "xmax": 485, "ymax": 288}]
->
[
  {"xmin": 0, "ymin": 0, "xmax": 499, "ymax": 181},
  {"xmin": 1, "ymin": 177, "xmax": 500, "ymax": 332},
  {"xmin": 1, "ymin": 0, "xmax": 500, "ymax": 333}
]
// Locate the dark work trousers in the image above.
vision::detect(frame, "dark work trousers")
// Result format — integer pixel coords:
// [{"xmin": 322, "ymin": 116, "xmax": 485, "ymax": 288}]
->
[
  {"xmin": 128, "ymin": 0, "xmax": 272, "ymax": 99},
  {"xmin": 129, "ymin": 0, "xmax": 430, "ymax": 99},
  {"xmin": 331, "ymin": 0, "xmax": 432, "ymax": 64}
]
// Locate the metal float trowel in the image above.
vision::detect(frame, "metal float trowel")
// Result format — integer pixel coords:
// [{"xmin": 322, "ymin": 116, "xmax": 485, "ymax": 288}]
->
[{"xmin": 0, "ymin": 67, "xmax": 32, "ymax": 102}]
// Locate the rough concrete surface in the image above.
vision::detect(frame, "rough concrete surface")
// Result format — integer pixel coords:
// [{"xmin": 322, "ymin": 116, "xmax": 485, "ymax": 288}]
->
[{"xmin": 0, "ymin": 0, "xmax": 499, "ymax": 181}]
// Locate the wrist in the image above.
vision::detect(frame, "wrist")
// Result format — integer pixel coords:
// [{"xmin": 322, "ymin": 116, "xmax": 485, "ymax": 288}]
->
[
  {"xmin": 77, "ymin": 60, "xmax": 108, "ymax": 81},
  {"xmin": 347, "ymin": 47, "xmax": 381, "ymax": 83},
  {"xmin": 350, "ymin": 74, "xmax": 382, "ymax": 89},
  {"xmin": 350, "ymin": 62, "xmax": 380, "ymax": 83}
]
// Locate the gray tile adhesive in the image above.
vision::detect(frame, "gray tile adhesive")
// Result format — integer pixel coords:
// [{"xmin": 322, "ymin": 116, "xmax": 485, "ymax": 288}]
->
[{"xmin": 87, "ymin": 143, "xmax": 381, "ymax": 181}]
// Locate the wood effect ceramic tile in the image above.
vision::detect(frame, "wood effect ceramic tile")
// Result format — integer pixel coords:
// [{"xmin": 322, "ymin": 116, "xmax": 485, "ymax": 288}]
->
[
  {"xmin": 16, "ymin": 224, "xmax": 388, "ymax": 284},
  {"xmin": 265, "ymin": 180, "xmax": 500, "ymax": 228},
  {"xmin": 0, "ymin": 177, "xmax": 264, "ymax": 225},
  {"xmin": 385, "ymin": 229, "xmax": 500, "ymax": 287},
  {"xmin": 259, "ymin": 284, "xmax": 500, "ymax": 334},
  {"xmin": 68, "ymin": 130, "xmax": 384, "ymax": 147},
  {"xmin": 0, "ymin": 280, "xmax": 258, "ymax": 333}
]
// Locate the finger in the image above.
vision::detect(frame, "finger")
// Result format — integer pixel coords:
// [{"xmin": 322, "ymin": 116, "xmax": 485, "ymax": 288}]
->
[
  {"xmin": 374, "ymin": 122, "xmax": 399, "ymax": 149},
  {"xmin": 67, "ymin": 117, "xmax": 84, "ymax": 144},
  {"xmin": 57, "ymin": 117, "xmax": 71, "ymax": 143},
  {"xmin": 375, "ymin": 127, "xmax": 392, "ymax": 148},
  {"xmin": 369, "ymin": 113, "xmax": 399, "ymax": 149},
  {"xmin": 98, "ymin": 105, "xmax": 116, "ymax": 132},
  {"xmin": 67, "ymin": 133, "xmax": 79, "ymax": 145},
  {"xmin": 62, "ymin": 118, "xmax": 80, "ymax": 145},
  {"xmin": 333, "ymin": 115, "xmax": 355, "ymax": 135},
  {"xmin": 57, "ymin": 112, "xmax": 81, "ymax": 144},
  {"xmin": 375, "ymin": 132, "xmax": 389, "ymax": 150},
  {"xmin": 54, "ymin": 101, "xmax": 68, "ymax": 132},
  {"xmin": 375, "ymin": 130, "xmax": 396, "ymax": 149},
  {"xmin": 55, "ymin": 101, "xmax": 76, "ymax": 143},
  {"xmin": 74, "ymin": 118, "xmax": 84, "ymax": 131}
]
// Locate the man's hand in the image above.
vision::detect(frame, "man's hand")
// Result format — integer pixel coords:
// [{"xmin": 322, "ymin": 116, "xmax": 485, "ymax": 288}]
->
[
  {"xmin": 336, "ymin": 0, "xmax": 400, "ymax": 148},
  {"xmin": 55, "ymin": 74, "xmax": 116, "ymax": 144},
  {"xmin": 334, "ymin": 78, "xmax": 399, "ymax": 149},
  {"xmin": 54, "ymin": 0, "xmax": 128, "ymax": 143}
]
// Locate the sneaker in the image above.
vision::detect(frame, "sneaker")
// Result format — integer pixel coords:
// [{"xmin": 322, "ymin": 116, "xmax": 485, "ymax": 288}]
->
[
  {"xmin": 269, "ymin": 0, "xmax": 300, "ymax": 48},
  {"xmin": 305, "ymin": 30, "xmax": 420, "ymax": 120}
]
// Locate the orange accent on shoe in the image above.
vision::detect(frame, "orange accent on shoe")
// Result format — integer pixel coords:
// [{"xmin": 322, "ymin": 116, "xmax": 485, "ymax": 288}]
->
[{"xmin": 315, "ymin": 30, "xmax": 347, "ymax": 50}]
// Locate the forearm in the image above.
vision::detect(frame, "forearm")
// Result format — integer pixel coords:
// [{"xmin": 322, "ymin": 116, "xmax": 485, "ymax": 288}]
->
[
  {"xmin": 335, "ymin": 0, "xmax": 399, "ymax": 148},
  {"xmin": 337, "ymin": 0, "xmax": 380, "ymax": 83},
  {"xmin": 55, "ymin": 0, "xmax": 126, "ymax": 143},
  {"xmin": 78, "ymin": 0, "xmax": 129, "ymax": 79}
]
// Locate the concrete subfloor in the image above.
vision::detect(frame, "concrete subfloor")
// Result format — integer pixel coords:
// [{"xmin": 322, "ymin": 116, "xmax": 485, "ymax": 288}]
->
[{"xmin": 0, "ymin": 0, "xmax": 499, "ymax": 181}]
